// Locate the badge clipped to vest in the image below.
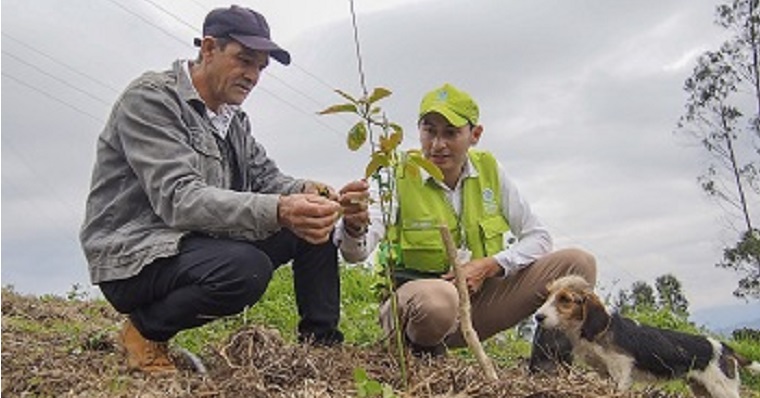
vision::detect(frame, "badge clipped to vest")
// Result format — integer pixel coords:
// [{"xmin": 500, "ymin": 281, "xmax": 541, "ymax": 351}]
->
[{"xmin": 456, "ymin": 247, "xmax": 472, "ymax": 265}]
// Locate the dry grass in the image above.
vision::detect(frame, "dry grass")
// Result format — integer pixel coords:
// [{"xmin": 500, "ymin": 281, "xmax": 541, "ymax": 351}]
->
[{"xmin": 1, "ymin": 288, "xmax": 686, "ymax": 397}]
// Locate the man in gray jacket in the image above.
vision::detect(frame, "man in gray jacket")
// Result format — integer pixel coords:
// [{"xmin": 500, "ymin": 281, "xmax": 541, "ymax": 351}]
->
[{"xmin": 80, "ymin": 5, "xmax": 370, "ymax": 373}]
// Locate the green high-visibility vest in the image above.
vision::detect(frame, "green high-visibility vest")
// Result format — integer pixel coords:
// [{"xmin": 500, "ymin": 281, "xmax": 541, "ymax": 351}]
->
[{"xmin": 389, "ymin": 149, "xmax": 510, "ymax": 278}]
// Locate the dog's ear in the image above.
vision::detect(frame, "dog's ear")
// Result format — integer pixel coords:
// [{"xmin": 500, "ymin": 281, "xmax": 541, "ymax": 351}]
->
[{"xmin": 580, "ymin": 293, "xmax": 610, "ymax": 341}]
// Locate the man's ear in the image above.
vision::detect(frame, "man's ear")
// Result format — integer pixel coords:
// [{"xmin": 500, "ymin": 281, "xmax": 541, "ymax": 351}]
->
[
  {"xmin": 580, "ymin": 293, "xmax": 610, "ymax": 341},
  {"xmin": 470, "ymin": 124, "xmax": 483, "ymax": 145},
  {"xmin": 199, "ymin": 36, "xmax": 218, "ymax": 62}
]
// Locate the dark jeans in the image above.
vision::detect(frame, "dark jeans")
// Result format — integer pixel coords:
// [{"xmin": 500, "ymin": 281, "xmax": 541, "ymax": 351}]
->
[{"xmin": 99, "ymin": 230, "xmax": 341, "ymax": 343}]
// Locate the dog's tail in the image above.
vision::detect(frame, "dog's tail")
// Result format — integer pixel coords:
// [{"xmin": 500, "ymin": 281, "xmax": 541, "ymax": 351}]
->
[
  {"xmin": 745, "ymin": 361, "xmax": 760, "ymax": 375},
  {"xmin": 722, "ymin": 342, "xmax": 760, "ymax": 375},
  {"xmin": 719, "ymin": 343, "xmax": 760, "ymax": 378}
]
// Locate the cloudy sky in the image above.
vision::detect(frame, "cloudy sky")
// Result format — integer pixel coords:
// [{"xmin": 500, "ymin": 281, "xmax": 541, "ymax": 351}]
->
[{"xmin": 2, "ymin": 0, "xmax": 759, "ymax": 330}]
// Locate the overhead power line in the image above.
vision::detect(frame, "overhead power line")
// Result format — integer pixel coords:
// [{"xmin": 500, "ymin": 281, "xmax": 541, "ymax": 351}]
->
[
  {"xmin": 3, "ymin": 50, "xmax": 113, "ymax": 107},
  {"xmin": 186, "ymin": 0, "xmax": 209, "ymax": 14},
  {"xmin": 140, "ymin": 0, "xmax": 199, "ymax": 32},
  {"xmin": 2, "ymin": 72, "xmax": 106, "ymax": 125},
  {"xmin": 259, "ymin": 86, "xmax": 349, "ymax": 139},
  {"xmin": 5, "ymin": 1, "xmax": 349, "ymax": 141},
  {"xmin": 348, "ymin": 0, "xmax": 369, "ymax": 99},
  {"xmin": 2, "ymin": 32, "xmax": 122, "ymax": 94},
  {"xmin": 104, "ymin": 0, "xmax": 189, "ymax": 47},
  {"xmin": 291, "ymin": 63, "xmax": 342, "ymax": 93},
  {"xmin": 4, "ymin": 142, "xmax": 85, "ymax": 217}
]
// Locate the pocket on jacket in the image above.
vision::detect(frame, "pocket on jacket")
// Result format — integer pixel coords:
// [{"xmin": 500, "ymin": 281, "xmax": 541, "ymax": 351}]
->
[
  {"xmin": 189, "ymin": 127, "xmax": 222, "ymax": 159},
  {"xmin": 188, "ymin": 127, "xmax": 224, "ymax": 186},
  {"xmin": 479, "ymin": 215, "xmax": 509, "ymax": 256},
  {"xmin": 399, "ymin": 227, "xmax": 449, "ymax": 273}
]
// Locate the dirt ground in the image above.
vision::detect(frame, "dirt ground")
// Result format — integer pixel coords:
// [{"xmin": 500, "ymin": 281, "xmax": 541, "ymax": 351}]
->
[{"xmin": 1, "ymin": 289, "xmax": 685, "ymax": 397}]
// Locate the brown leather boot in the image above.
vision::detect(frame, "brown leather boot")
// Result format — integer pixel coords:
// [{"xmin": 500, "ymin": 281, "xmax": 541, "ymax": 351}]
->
[{"xmin": 118, "ymin": 319, "xmax": 176, "ymax": 373}]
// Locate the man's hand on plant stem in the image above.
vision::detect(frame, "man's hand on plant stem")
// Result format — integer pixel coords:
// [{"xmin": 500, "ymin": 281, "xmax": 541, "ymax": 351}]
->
[
  {"xmin": 302, "ymin": 180, "xmax": 339, "ymax": 201},
  {"xmin": 277, "ymin": 194, "xmax": 340, "ymax": 244},
  {"xmin": 338, "ymin": 180, "xmax": 370, "ymax": 237}
]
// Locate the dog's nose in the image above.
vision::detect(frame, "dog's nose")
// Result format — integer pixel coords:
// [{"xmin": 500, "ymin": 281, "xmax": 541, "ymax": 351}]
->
[{"xmin": 534, "ymin": 313, "xmax": 546, "ymax": 324}]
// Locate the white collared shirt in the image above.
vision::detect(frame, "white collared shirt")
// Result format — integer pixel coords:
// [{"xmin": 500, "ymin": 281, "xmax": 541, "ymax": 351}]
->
[{"xmin": 336, "ymin": 157, "xmax": 553, "ymax": 277}]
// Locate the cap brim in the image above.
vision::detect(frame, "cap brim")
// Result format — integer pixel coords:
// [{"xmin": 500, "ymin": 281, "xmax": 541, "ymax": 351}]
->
[
  {"xmin": 420, "ymin": 105, "xmax": 469, "ymax": 127},
  {"xmin": 229, "ymin": 33, "xmax": 291, "ymax": 65}
]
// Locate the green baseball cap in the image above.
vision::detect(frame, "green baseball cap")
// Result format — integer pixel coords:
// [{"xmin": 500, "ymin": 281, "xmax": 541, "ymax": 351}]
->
[{"xmin": 419, "ymin": 83, "xmax": 479, "ymax": 127}]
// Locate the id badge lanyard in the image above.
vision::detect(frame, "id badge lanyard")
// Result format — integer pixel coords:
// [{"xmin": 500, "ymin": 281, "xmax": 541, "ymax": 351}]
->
[{"xmin": 453, "ymin": 189, "xmax": 472, "ymax": 265}]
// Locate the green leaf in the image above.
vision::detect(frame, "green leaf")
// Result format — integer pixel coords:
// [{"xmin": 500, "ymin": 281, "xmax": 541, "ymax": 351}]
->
[
  {"xmin": 347, "ymin": 122, "xmax": 368, "ymax": 151},
  {"xmin": 382, "ymin": 384, "xmax": 398, "ymax": 398},
  {"xmin": 380, "ymin": 129, "xmax": 403, "ymax": 153},
  {"xmin": 377, "ymin": 243, "xmax": 389, "ymax": 265},
  {"xmin": 389, "ymin": 123, "xmax": 403, "ymax": 136},
  {"xmin": 367, "ymin": 87, "xmax": 392, "ymax": 104},
  {"xmin": 354, "ymin": 367, "xmax": 369, "ymax": 383},
  {"xmin": 318, "ymin": 103, "xmax": 357, "ymax": 115},
  {"xmin": 365, "ymin": 151, "xmax": 390, "ymax": 179},
  {"xmin": 335, "ymin": 89, "xmax": 358, "ymax": 104},
  {"xmin": 404, "ymin": 161, "xmax": 420, "ymax": 179},
  {"xmin": 408, "ymin": 151, "xmax": 444, "ymax": 181},
  {"xmin": 365, "ymin": 380, "xmax": 383, "ymax": 396}
]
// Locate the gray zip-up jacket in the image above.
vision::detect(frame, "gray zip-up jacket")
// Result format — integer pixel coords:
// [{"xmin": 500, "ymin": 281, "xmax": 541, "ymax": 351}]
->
[{"xmin": 80, "ymin": 60, "xmax": 305, "ymax": 284}]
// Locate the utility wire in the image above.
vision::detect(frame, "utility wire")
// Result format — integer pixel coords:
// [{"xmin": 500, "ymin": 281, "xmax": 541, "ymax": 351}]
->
[
  {"xmin": 259, "ymin": 86, "xmax": 349, "ymax": 137},
  {"xmin": 104, "ymin": 0, "xmax": 189, "ymax": 47},
  {"xmin": 3, "ymin": 142, "xmax": 84, "ymax": 216},
  {"xmin": 140, "ymin": 0, "xmax": 199, "ymax": 32},
  {"xmin": 2, "ymin": 72, "xmax": 106, "ymax": 125},
  {"xmin": 4, "ymin": 0, "xmax": 355, "ymax": 146},
  {"xmin": 292, "ymin": 63, "xmax": 342, "ymax": 93},
  {"xmin": 2, "ymin": 32, "xmax": 122, "ymax": 94},
  {"xmin": 348, "ymin": 0, "xmax": 369, "ymax": 98},
  {"xmin": 187, "ymin": 0, "xmax": 209, "ymax": 13},
  {"xmin": 3, "ymin": 50, "xmax": 113, "ymax": 107}
]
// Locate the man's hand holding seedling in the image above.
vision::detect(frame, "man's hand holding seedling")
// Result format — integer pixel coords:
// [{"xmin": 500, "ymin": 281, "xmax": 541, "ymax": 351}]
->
[{"xmin": 338, "ymin": 180, "xmax": 370, "ymax": 237}]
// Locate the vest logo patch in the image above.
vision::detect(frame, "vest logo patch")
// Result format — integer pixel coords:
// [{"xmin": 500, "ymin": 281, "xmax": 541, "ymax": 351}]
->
[{"xmin": 482, "ymin": 188, "xmax": 498, "ymax": 214}]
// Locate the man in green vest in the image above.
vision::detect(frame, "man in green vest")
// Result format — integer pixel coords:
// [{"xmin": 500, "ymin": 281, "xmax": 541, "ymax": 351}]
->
[{"xmin": 338, "ymin": 83, "xmax": 597, "ymax": 372}]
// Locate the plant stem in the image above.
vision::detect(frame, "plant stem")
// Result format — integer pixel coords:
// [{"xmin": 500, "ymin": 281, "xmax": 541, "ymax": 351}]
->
[
  {"xmin": 439, "ymin": 225, "xmax": 498, "ymax": 381},
  {"xmin": 384, "ymin": 257, "xmax": 409, "ymax": 390}
]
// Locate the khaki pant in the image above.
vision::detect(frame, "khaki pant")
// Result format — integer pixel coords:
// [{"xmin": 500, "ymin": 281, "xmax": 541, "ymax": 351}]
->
[{"xmin": 379, "ymin": 248, "xmax": 597, "ymax": 348}]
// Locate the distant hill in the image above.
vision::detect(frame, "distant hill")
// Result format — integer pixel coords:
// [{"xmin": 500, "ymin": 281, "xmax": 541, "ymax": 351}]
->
[
  {"xmin": 691, "ymin": 300, "xmax": 760, "ymax": 336},
  {"xmin": 715, "ymin": 317, "xmax": 760, "ymax": 337}
]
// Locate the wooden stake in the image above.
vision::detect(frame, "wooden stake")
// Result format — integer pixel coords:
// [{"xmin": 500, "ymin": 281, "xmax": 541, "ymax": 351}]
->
[{"xmin": 439, "ymin": 225, "xmax": 498, "ymax": 381}]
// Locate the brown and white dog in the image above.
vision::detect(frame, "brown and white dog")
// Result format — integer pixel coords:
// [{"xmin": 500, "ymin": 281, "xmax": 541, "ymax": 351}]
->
[{"xmin": 534, "ymin": 275, "xmax": 760, "ymax": 398}]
